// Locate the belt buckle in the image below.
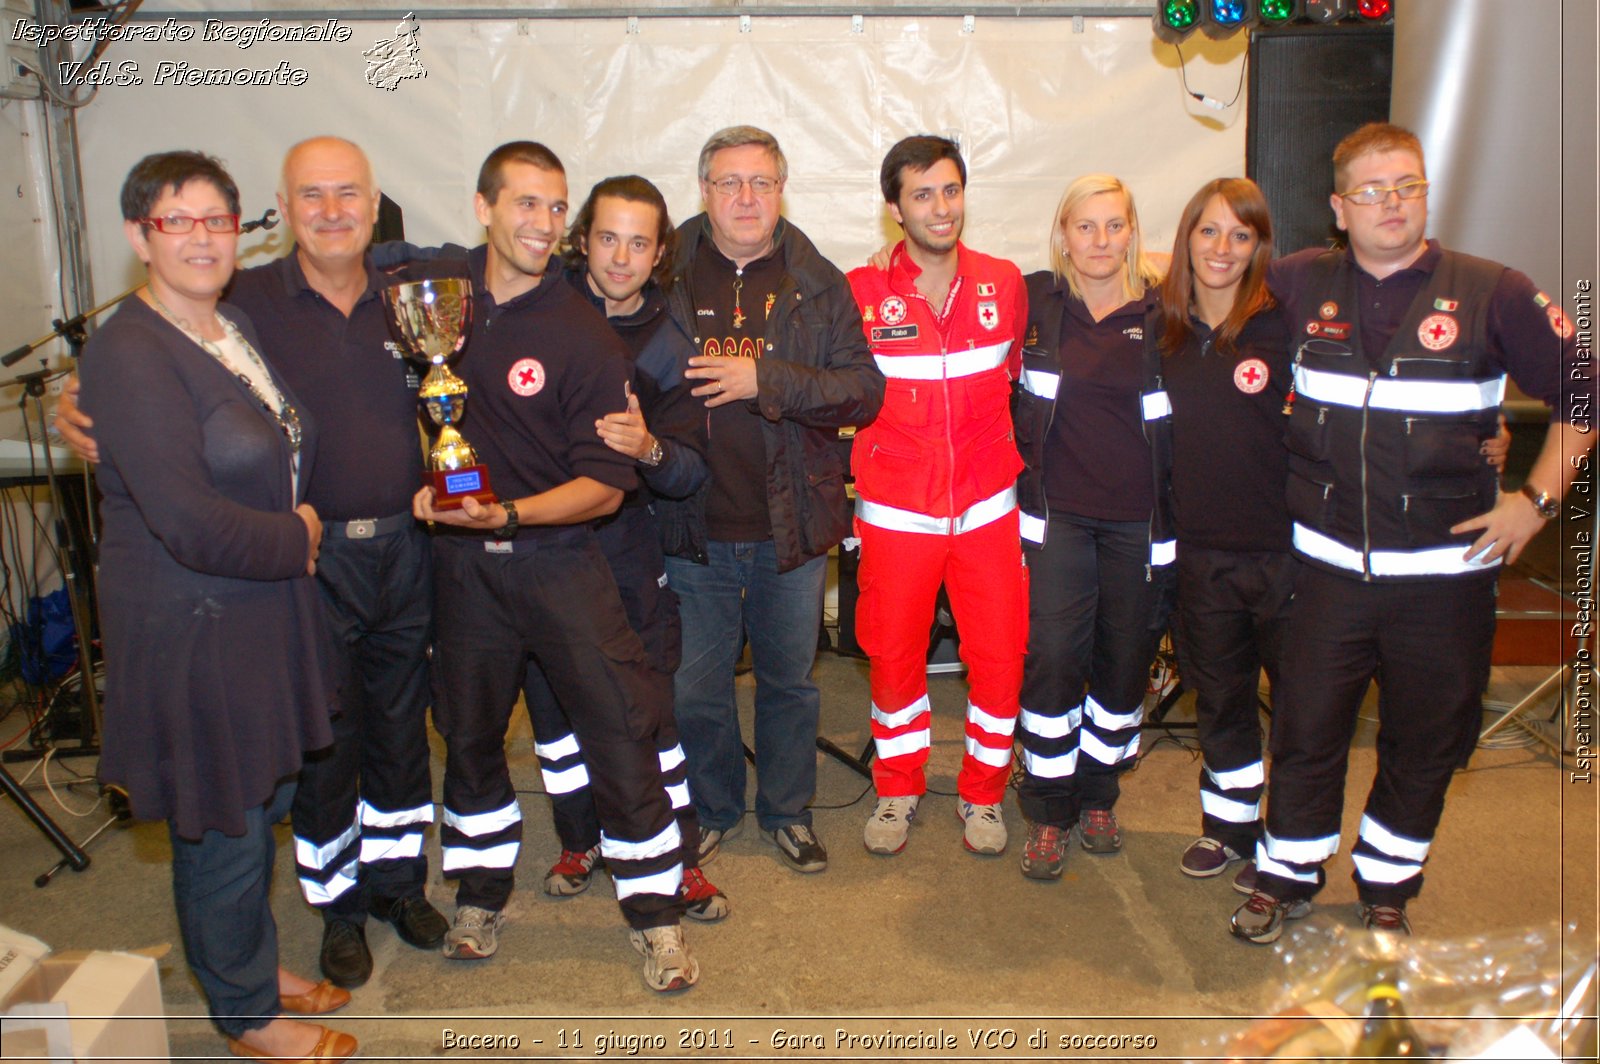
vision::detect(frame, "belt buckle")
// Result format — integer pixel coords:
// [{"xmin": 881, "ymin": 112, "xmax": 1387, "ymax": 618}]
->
[{"xmin": 346, "ymin": 519, "xmax": 376, "ymax": 539}]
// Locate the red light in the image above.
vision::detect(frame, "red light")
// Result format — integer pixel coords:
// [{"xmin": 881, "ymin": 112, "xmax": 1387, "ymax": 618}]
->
[{"xmin": 1356, "ymin": 0, "xmax": 1391, "ymax": 19}]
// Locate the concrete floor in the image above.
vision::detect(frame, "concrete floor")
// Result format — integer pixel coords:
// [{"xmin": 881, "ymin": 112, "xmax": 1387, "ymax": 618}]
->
[{"xmin": 1, "ymin": 644, "xmax": 1592, "ymax": 1062}]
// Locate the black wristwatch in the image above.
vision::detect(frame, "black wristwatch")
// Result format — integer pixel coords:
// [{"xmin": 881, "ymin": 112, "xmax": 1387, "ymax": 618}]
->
[
  {"xmin": 493, "ymin": 498, "xmax": 520, "ymax": 538},
  {"xmin": 1520, "ymin": 484, "xmax": 1560, "ymax": 520}
]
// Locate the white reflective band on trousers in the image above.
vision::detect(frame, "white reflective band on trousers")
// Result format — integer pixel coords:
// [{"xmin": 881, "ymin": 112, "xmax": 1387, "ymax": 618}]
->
[
  {"xmin": 1293, "ymin": 523, "xmax": 1500, "ymax": 578},
  {"xmin": 1293, "ymin": 364, "xmax": 1506, "ymax": 413},
  {"xmin": 856, "ymin": 484, "xmax": 1016, "ymax": 537},
  {"xmin": 874, "ymin": 339, "xmax": 1010, "ymax": 380}
]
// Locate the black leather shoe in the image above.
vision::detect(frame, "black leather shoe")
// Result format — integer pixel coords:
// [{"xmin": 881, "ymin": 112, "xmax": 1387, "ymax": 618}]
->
[
  {"xmin": 319, "ymin": 919, "xmax": 372, "ymax": 988},
  {"xmin": 369, "ymin": 893, "xmax": 449, "ymax": 950}
]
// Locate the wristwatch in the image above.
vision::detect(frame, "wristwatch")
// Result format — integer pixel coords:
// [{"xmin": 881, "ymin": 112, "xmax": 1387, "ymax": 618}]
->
[
  {"xmin": 493, "ymin": 498, "xmax": 520, "ymax": 538},
  {"xmin": 639, "ymin": 437, "xmax": 664, "ymax": 468},
  {"xmin": 1520, "ymin": 483, "xmax": 1560, "ymax": 520}
]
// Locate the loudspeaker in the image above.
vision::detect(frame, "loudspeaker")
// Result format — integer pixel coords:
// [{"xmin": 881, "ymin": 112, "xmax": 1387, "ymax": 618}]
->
[{"xmin": 1247, "ymin": 25, "xmax": 1394, "ymax": 256}]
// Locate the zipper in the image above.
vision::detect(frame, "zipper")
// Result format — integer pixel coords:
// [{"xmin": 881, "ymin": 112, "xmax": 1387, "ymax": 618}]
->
[
  {"xmin": 941, "ymin": 336, "xmax": 955, "ymax": 533},
  {"xmin": 1389, "ymin": 356, "xmax": 1458, "ymax": 377},
  {"xmin": 1358, "ymin": 369, "xmax": 1378, "ymax": 580}
]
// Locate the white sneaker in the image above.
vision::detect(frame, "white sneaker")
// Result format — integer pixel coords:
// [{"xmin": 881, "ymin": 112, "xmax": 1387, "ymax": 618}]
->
[
  {"xmin": 863, "ymin": 795, "xmax": 920, "ymax": 855},
  {"xmin": 958, "ymin": 800, "xmax": 1007, "ymax": 855},
  {"xmin": 629, "ymin": 924, "xmax": 700, "ymax": 991},
  {"xmin": 443, "ymin": 905, "xmax": 505, "ymax": 960}
]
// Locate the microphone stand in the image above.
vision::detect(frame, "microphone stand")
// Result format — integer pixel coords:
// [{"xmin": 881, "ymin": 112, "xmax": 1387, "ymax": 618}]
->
[{"xmin": 0, "ymin": 284, "xmax": 141, "ymax": 882}]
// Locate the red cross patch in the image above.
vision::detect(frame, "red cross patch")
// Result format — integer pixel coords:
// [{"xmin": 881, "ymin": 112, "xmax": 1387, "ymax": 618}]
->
[
  {"xmin": 1548, "ymin": 304, "xmax": 1575, "ymax": 340},
  {"xmin": 879, "ymin": 296, "xmax": 907, "ymax": 326},
  {"xmin": 508, "ymin": 358, "xmax": 546, "ymax": 397},
  {"xmin": 977, "ymin": 300, "xmax": 998, "ymax": 331},
  {"xmin": 1417, "ymin": 313, "xmax": 1458, "ymax": 351},
  {"xmin": 1319, "ymin": 301, "xmax": 1338, "ymax": 320},
  {"xmin": 1234, "ymin": 358, "xmax": 1269, "ymax": 394}
]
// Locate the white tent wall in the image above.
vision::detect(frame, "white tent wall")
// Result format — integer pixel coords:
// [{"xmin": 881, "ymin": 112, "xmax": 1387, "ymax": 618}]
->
[{"xmin": 59, "ymin": 11, "xmax": 1249, "ymax": 299}]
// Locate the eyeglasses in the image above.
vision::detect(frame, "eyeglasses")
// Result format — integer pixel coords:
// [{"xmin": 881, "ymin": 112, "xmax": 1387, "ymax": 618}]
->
[
  {"xmin": 1338, "ymin": 180, "xmax": 1429, "ymax": 206},
  {"xmin": 139, "ymin": 214, "xmax": 241, "ymax": 234},
  {"xmin": 707, "ymin": 176, "xmax": 780, "ymax": 198}
]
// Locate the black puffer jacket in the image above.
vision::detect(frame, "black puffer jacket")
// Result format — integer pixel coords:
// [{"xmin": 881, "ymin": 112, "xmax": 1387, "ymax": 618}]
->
[{"xmin": 659, "ymin": 217, "xmax": 884, "ymax": 572}]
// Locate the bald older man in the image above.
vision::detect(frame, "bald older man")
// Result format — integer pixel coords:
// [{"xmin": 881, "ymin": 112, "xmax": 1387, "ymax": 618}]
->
[
  {"xmin": 59, "ymin": 136, "xmax": 444, "ymax": 986},
  {"xmin": 249, "ymin": 137, "xmax": 445, "ymax": 985}
]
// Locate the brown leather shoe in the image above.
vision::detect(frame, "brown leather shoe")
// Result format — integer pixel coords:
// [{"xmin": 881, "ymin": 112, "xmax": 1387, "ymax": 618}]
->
[
  {"xmin": 278, "ymin": 979, "xmax": 351, "ymax": 1016},
  {"xmin": 227, "ymin": 1024, "xmax": 358, "ymax": 1061}
]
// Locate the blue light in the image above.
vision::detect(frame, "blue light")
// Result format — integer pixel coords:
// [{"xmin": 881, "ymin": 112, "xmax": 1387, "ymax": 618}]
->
[{"xmin": 1213, "ymin": 0, "xmax": 1249, "ymax": 22}]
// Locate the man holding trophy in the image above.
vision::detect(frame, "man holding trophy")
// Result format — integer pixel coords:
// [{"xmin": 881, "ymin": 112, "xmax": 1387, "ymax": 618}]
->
[{"xmin": 408, "ymin": 141, "xmax": 699, "ymax": 992}]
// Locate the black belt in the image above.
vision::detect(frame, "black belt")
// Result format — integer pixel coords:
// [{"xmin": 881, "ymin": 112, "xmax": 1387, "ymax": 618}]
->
[{"xmin": 322, "ymin": 511, "xmax": 416, "ymax": 539}]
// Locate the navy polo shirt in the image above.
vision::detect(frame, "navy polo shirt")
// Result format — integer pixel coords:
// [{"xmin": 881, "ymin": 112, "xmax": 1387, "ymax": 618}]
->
[
  {"xmin": 456, "ymin": 247, "xmax": 637, "ymax": 528},
  {"xmin": 226, "ymin": 252, "xmax": 422, "ymax": 521},
  {"xmin": 1044, "ymin": 292, "xmax": 1159, "ymax": 522}
]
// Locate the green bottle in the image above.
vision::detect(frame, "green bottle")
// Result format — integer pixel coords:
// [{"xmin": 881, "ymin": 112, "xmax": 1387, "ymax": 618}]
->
[{"xmin": 1353, "ymin": 981, "xmax": 1425, "ymax": 1058}]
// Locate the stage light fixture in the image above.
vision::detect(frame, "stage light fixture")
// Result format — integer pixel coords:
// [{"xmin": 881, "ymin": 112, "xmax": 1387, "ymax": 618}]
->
[
  {"xmin": 1202, "ymin": 0, "xmax": 1256, "ymax": 39},
  {"xmin": 1354, "ymin": 0, "xmax": 1393, "ymax": 22},
  {"xmin": 1304, "ymin": 0, "xmax": 1348, "ymax": 22},
  {"xmin": 1153, "ymin": 0, "xmax": 1202, "ymax": 44},
  {"xmin": 1257, "ymin": 0, "xmax": 1301, "ymax": 25}
]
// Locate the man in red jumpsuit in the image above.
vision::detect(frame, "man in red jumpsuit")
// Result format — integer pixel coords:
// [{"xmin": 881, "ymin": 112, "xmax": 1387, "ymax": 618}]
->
[{"xmin": 847, "ymin": 135, "xmax": 1029, "ymax": 856}]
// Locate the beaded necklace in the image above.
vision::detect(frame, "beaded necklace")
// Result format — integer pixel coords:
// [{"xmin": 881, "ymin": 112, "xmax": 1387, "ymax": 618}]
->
[{"xmin": 146, "ymin": 290, "xmax": 303, "ymax": 454}]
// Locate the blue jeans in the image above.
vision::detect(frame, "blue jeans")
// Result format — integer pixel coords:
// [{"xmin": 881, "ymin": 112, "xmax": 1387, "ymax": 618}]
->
[
  {"xmin": 169, "ymin": 778, "xmax": 295, "ymax": 1038},
  {"xmin": 667, "ymin": 541, "xmax": 826, "ymax": 833}
]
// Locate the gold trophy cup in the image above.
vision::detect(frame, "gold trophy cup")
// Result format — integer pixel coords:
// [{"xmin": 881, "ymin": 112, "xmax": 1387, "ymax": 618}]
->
[{"xmin": 383, "ymin": 277, "xmax": 495, "ymax": 510}]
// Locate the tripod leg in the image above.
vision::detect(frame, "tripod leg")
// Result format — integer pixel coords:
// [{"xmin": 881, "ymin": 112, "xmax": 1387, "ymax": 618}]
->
[{"xmin": 1, "ymin": 763, "xmax": 89, "ymax": 874}]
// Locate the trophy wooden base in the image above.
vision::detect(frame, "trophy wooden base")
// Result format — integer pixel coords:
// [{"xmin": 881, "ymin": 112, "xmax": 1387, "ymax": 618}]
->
[{"xmin": 429, "ymin": 465, "xmax": 496, "ymax": 511}]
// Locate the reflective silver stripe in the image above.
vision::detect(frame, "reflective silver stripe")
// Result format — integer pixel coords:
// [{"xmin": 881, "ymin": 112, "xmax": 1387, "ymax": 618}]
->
[
  {"xmin": 1199, "ymin": 789, "xmax": 1261, "ymax": 824},
  {"xmin": 857, "ymin": 485, "xmax": 1016, "ymax": 537},
  {"xmin": 1021, "ymin": 368, "xmax": 1059, "ymax": 399},
  {"xmin": 874, "ymin": 340, "xmax": 1009, "ymax": 381},
  {"xmin": 1022, "ymin": 747, "xmax": 1078, "ymax": 778},
  {"xmin": 359, "ymin": 832, "xmax": 424, "ymax": 864},
  {"xmin": 964, "ymin": 734, "xmax": 1013, "ymax": 768},
  {"xmin": 1019, "ymin": 704, "xmax": 1081, "ymax": 740},
  {"xmin": 613, "ymin": 865, "xmax": 683, "ymax": 901},
  {"xmin": 658, "ymin": 745, "xmax": 686, "ymax": 773},
  {"xmin": 294, "ymin": 819, "xmax": 359, "ymax": 871},
  {"xmin": 298, "ymin": 861, "xmax": 359, "ymax": 905},
  {"xmin": 1263, "ymin": 829, "xmax": 1340, "ymax": 864},
  {"xmin": 1019, "ymin": 512, "xmax": 1046, "ymax": 544},
  {"xmin": 534, "ymin": 733, "xmax": 581, "ymax": 761},
  {"xmin": 966, "ymin": 703, "xmax": 1017, "ymax": 737},
  {"xmin": 665, "ymin": 781, "xmax": 691, "ymax": 810},
  {"xmin": 441, "ymin": 842, "xmax": 519, "ymax": 871},
  {"xmin": 1294, "ymin": 364, "xmax": 1506, "ymax": 413},
  {"xmin": 1085, "ymin": 694, "xmax": 1143, "ymax": 732},
  {"xmin": 1351, "ymin": 851, "xmax": 1422, "ymax": 885},
  {"xmin": 1256, "ymin": 851, "xmax": 1318, "ymax": 884},
  {"xmin": 1142, "ymin": 390, "xmax": 1171, "ymax": 420},
  {"xmin": 601, "ymin": 822, "xmax": 681, "ymax": 863},
  {"xmin": 875, "ymin": 729, "xmax": 931, "ymax": 759},
  {"xmin": 359, "ymin": 800, "xmax": 434, "ymax": 829},
  {"xmin": 1078, "ymin": 727, "xmax": 1140, "ymax": 765},
  {"xmin": 1150, "ymin": 538, "xmax": 1176, "ymax": 567},
  {"xmin": 1206, "ymin": 759, "xmax": 1265, "ymax": 791},
  {"xmin": 442, "ymin": 800, "xmax": 522, "ymax": 838},
  {"xmin": 871, "ymin": 693, "xmax": 930, "ymax": 729},
  {"xmin": 1292, "ymin": 522, "xmax": 1501, "ymax": 577},
  {"xmin": 539, "ymin": 763, "xmax": 590, "ymax": 795},
  {"xmin": 1358, "ymin": 814, "xmax": 1431, "ymax": 862}
]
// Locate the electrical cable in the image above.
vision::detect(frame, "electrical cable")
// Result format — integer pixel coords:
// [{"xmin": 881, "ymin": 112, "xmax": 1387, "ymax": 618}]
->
[{"xmin": 1173, "ymin": 41, "xmax": 1248, "ymax": 111}]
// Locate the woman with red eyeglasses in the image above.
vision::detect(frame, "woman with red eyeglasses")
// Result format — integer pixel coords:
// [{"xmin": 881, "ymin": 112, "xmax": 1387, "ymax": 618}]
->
[{"xmin": 79, "ymin": 151, "xmax": 354, "ymax": 1062}]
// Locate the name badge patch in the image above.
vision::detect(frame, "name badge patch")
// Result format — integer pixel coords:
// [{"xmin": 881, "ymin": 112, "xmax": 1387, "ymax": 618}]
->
[{"xmin": 871, "ymin": 325, "xmax": 920, "ymax": 343}]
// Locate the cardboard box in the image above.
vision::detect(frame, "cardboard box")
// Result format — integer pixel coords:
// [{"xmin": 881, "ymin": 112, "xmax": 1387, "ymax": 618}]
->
[{"xmin": 0, "ymin": 926, "xmax": 169, "ymax": 1063}]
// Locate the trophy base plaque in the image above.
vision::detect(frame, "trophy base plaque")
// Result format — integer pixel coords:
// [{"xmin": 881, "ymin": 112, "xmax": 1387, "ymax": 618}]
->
[{"xmin": 429, "ymin": 466, "xmax": 496, "ymax": 511}]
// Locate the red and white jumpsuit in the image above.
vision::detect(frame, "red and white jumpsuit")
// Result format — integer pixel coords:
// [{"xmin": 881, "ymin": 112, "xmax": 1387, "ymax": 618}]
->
[{"xmin": 846, "ymin": 243, "xmax": 1029, "ymax": 804}]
